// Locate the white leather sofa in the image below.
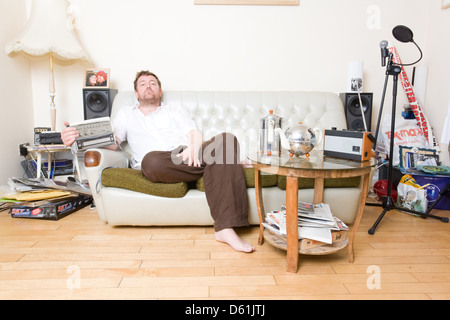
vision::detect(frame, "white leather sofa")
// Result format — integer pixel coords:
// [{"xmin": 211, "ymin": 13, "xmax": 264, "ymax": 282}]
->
[{"xmin": 84, "ymin": 91, "xmax": 366, "ymax": 227}]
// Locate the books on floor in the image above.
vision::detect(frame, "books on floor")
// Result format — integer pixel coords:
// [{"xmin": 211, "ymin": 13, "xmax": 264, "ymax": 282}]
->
[{"xmin": 262, "ymin": 201, "xmax": 348, "ymax": 245}]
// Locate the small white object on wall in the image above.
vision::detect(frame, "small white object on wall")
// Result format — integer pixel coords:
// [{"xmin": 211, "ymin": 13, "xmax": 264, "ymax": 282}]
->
[
  {"xmin": 413, "ymin": 66, "xmax": 428, "ymax": 107},
  {"xmin": 347, "ymin": 61, "xmax": 364, "ymax": 93},
  {"xmin": 441, "ymin": 101, "xmax": 450, "ymax": 144}
]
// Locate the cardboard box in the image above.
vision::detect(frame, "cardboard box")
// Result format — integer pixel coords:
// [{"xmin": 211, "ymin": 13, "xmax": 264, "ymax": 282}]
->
[{"xmin": 9, "ymin": 193, "xmax": 92, "ymax": 220}]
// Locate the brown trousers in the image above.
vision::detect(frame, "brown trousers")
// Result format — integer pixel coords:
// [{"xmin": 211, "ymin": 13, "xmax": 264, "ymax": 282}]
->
[{"xmin": 141, "ymin": 133, "xmax": 249, "ymax": 231}]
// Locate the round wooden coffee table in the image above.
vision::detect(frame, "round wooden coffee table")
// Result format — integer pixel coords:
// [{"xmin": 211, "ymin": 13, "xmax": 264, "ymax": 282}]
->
[{"xmin": 248, "ymin": 151, "xmax": 374, "ymax": 273}]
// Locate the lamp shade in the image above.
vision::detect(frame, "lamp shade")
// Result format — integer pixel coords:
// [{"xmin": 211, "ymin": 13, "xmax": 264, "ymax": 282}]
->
[{"xmin": 5, "ymin": 0, "xmax": 88, "ymax": 61}]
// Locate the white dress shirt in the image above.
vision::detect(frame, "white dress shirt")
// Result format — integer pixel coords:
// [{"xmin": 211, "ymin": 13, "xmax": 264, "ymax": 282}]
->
[{"xmin": 113, "ymin": 102, "xmax": 198, "ymax": 169}]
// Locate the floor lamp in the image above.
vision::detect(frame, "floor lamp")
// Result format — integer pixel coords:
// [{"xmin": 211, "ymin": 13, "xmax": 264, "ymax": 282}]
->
[{"xmin": 5, "ymin": 0, "xmax": 89, "ymax": 131}]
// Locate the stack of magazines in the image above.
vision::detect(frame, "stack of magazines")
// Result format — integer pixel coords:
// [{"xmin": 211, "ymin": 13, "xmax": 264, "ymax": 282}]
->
[{"xmin": 263, "ymin": 202, "xmax": 348, "ymax": 245}]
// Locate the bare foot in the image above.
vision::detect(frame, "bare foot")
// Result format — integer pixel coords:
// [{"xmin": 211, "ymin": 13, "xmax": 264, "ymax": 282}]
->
[{"xmin": 215, "ymin": 228, "xmax": 254, "ymax": 253}]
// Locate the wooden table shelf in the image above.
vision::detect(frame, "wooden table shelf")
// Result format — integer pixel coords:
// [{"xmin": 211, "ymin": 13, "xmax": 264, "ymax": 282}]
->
[{"xmin": 249, "ymin": 152, "xmax": 375, "ymax": 273}]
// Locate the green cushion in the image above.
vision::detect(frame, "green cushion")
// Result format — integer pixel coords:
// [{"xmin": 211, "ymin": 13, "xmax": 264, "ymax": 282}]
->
[
  {"xmin": 195, "ymin": 167, "xmax": 277, "ymax": 192},
  {"xmin": 101, "ymin": 168, "xmax": 188, "ymax": 198},
  {"xmin": 277, "ymin": 175, "xmax": 361, "ymax": 190},
  {"xmin": 101, "ymin": 167, "xmax": 359, "ymax": 197},
  {"xmin": 243, "ymin": 167, "xmax": 278, "ymax": 188}
]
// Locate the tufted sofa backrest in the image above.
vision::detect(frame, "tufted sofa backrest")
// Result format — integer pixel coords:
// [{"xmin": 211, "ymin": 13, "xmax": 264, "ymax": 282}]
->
[{"xmin": 111, "ymin": 91, "xmax": 347, "ymax": 159}]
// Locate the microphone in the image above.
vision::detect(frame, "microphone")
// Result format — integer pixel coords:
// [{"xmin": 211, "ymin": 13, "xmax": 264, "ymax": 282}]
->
[{"xmin": 380, "ymin": 40, "xmax": 389, "ymax": 67}]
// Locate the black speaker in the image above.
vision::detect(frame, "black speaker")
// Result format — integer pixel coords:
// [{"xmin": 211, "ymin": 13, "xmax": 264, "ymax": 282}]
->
[
  {"xmin": 340, "ymin": 93, "xmax": 373, "ymax": 131},
  {"xmin": 83, "ymin": 88, "xmax": 118, "ymax": 120}
]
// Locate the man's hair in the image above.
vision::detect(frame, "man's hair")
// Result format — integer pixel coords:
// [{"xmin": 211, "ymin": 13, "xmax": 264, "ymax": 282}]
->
[{"xmin": 134, "ymin": 70, "xmax": 161, "ymax": 91}]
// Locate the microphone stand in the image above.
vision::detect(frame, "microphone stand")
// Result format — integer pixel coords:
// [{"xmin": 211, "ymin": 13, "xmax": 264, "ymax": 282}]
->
[{"xmin": 368, "ymin": 52, "xmax": 449, "ymax": 235}]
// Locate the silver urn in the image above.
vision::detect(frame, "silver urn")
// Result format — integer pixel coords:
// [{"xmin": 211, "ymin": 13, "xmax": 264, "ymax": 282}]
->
[{"xmin": 276, "ymin": 123, "xmax": 322, "ymax": 157}]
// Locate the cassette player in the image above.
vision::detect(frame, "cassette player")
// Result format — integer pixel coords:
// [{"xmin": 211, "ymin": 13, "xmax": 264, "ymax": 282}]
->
[
  {"xmin": 324, "ymin": 129, "xmax": 374, "ymax": 162},
  {"xmin": 70, "ymin": 117, "xmax": 115, "ymax": 152}
]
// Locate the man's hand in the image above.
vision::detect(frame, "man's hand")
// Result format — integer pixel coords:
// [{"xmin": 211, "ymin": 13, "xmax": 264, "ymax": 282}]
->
[
  {"xmin": 61, "ymin": 121, "xmax": 79, "ymax": 147},
  {"xmin": 178, "ymin": 146, "xmax": 201, "ymax": 167},
  {"xmin": 176, "ymin": 129, "xmax": 203, "ymax": 167}
]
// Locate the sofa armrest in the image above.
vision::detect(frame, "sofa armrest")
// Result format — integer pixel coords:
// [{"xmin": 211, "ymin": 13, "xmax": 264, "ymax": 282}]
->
[
  {"xmin": 84, "ymin": 148, "xmax": 130, "ymax": 170},
  {"xmin": 84, "ymin": 148, "xmax": 130, "ymax": 193},
  {"xmin": 83, "ymin": 148, "xmax": 130, "ymax": 223}
]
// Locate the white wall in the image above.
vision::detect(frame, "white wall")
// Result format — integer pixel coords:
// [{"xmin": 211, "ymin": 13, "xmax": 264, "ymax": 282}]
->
[
  {"xmin": 33, "ymin": 1, "xmax": 447, "ymax": 125},
  {"xmin": 0, "ymin": 0, "xmax": 34, "ymax": 185},
  {"xmin": 2, "ymin": 0, "xmax": 449, "ymax": 183},
  {"xmin": 423, "ymin": 2, "xmax": 450, "ymax": 165}
]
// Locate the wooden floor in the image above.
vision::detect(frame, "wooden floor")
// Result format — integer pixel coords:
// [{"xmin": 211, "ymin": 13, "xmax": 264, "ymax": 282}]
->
[{"xmin": 0, "ymin": 203, "xmax": 449, "ymax": 300}]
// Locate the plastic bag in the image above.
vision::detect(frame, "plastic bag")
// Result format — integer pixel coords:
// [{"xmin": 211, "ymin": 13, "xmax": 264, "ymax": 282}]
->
[
  {"xmin": 396, "ymin": 174, "xmax": 428, "ymax": 213},
  {"xmin": 379, "ymin": 115, "xmax": 428, "ymax": 166}
]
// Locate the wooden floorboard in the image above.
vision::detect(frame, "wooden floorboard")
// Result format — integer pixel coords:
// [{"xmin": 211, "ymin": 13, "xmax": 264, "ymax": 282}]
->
[{"xmin": 0, "ymin": 202, "xmax": 449, "ymax": 300}]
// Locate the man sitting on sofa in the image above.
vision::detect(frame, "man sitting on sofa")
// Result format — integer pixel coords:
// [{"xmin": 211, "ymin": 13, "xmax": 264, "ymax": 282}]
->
[{"xmin": 61, "ymin": 70, "xmax": 254, "ymax": 253}]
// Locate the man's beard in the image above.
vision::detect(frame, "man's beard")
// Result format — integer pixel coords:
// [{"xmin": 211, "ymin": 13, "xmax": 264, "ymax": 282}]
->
[{"xmin": 139, "ymin": 90, "xmax": 160, "ymax": 105}]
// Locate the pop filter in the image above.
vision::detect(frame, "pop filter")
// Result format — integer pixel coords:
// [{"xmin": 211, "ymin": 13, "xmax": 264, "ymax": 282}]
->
[
  {"xmin": 392, "ymin": 25, "xmax": 414, "ymax": 43},
  {"xmin": 391, "ymin": 25, "xmax": 423, "ymax": 66}
]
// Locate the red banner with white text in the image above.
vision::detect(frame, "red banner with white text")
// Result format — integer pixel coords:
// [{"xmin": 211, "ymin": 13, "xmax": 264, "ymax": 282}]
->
[{"xmin": 389, "ymin": 46, "xmax": 439, "ymax": 151}]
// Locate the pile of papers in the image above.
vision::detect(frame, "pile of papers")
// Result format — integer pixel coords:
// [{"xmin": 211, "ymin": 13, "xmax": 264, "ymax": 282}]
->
[
  {"xmin": 263, "ymin": 202, "xmax": 348, "ymax": 245},
  {"xmin": 0, "ymin": 177, "xmax": 92, "ymax": 216},
  {"xmin": 7, "ymin": 177, "xmax": 91, "ymax": 196}
]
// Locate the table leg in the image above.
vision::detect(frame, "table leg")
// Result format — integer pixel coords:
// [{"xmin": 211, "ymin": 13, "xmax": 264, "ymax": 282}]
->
[
  {"xmin": 255, "ymin": 168, "xmax": 265, "ymax": 246},
  {"xmin": 313, "ymin": 177, "xmax": 325, "ymax": 204},
  {"xmin": 47, "ymin": 152, "xmax": 53, "ymax": 179},
  {"xmin": 286, "ymin": 176, "xmax": 299, "ymax": 273},
  {"xmin": 36, "ymin": 152, "xmax": 42, "ymax": 179},
  {"xmin": 348, "ymin": 172, "xmax": 370, "ymax": 263},
  {"xmin": 72, "ymin": 151, "xmax": 82, "ymax": 182}
]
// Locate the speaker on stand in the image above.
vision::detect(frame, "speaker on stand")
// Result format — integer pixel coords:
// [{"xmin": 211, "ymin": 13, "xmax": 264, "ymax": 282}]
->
[
  {"xmin": 83, "ymin": 88, "xmax": 118, "ymax": 120},
  {"xmin": 340, "ymin": 92, "xmax": 373, "ymax": 132}
]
